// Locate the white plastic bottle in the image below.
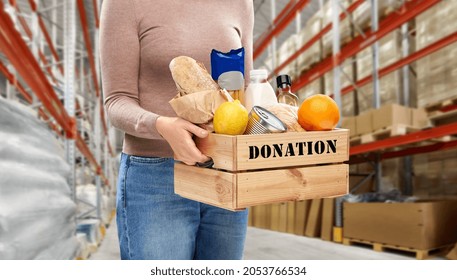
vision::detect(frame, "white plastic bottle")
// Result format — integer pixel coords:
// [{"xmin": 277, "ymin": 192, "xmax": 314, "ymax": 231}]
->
[{"xmin": 242, "ymin": 69, "xmax": 278, "ymax": 113}]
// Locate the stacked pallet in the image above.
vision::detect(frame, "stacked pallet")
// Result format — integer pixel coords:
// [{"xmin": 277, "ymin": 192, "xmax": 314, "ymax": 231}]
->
[
  {"xmin": 276, "ymin": 34, "xmax": 299, "ymax": 80},
  {"xmin": 260, "ymin": 1, "xmax": 456, "ymax": 199},
  {"xmin": 413, "ymin": 0, "xmax": 457, "ymax": 199},
  {"xmin": 297, "ymin": 11, "xmax": 322, "ymax": 74},
  {"xmin": 295, "ymin": 8, "xmax": 324, "ymax": 103},
  {"xmin": 296, "ymin": 79, "xmax": 321, "ymax": 103},
  {"xmin": 321, "ymin": 0, "xmax": 352, "ymax": 58},
  {"xmin": 352, "ymin": 0, "xmax": 401, "ymax": 34},
  {"xmin": 416, "ymin": 0, "xmax": 457, "ymax": 108},
  {"xmin": 325, "ymin": 62, "xmax": 354, "ymax": 117},
  {"xmin": 349, "ymin": 26, "xmax": 413, "ymax": 192},
  {"xmin": 343, "ymin": 104, "xmax": 428, "ymax": 143},
  {"xmin": 343, "ymin": 200, "xmax": 457, "ymax": 259},
  {"xmin": 356, "ymin": 30, "xmax": 405, "ymax": 112},
  {"xmin": 414, "ymin": 150, "xmax": 457, "ymax": 199}
]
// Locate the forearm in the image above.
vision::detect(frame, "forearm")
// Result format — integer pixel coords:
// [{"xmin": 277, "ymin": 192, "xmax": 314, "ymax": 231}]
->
[{"xmin": 105, "ymin": 95, "xmax": 162, "ymax": 139}]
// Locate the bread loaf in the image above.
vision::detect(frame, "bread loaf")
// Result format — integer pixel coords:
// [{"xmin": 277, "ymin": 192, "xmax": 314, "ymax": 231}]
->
[
  {"xmin": 265, "ymin": 104, "xmax": 306, "ymax": 132},
  {"xmin": 169, "ymin": 56, "xmax": 220, "ymax": 95}
]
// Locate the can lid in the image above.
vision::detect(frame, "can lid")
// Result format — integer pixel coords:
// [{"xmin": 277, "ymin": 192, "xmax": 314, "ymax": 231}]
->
[{"xmin": 250, "ymin": 106, "xmax": 287, "ymax": 133}]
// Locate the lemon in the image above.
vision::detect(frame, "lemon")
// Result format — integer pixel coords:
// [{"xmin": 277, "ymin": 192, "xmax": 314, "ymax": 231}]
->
[{"xmin": 214, "ymin": 100, "xmax": 249, "ymax": 135}]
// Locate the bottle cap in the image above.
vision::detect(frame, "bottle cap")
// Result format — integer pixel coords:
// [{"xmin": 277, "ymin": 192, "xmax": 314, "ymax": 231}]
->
[
  {"xmin": 276, "ymin": 75, "xmax": 292, "ymax": 87},
  {"xmin": 250, "ymin": 69, "xmax": 268, "ymax": 80}
]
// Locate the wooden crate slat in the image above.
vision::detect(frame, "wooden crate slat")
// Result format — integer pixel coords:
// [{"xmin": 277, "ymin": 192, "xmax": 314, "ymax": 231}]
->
[
  {"xmin": 178, "ymin": 129, "xmax": 349, "ymax": 210},
  {"xmin": 175, "ymin": 163, "xmax": 348, "ymax": 211},
  {"xmin": 236, "ymin": 130, "xmax": 349, "ymax": 171},
  {"xmin": 196, "ymin": 129, "xmax": 349, "ymax": 171},
  {"xmin": 174, "ymin": 164, "xmax": 236, "ymax": 210},
  {"xmin": 195, "ymin": 133, "xmax": 237, "ymax": 171},
  {"xmin": 235, "ymin": 164, "xmax": 348, "ymax": 208}
]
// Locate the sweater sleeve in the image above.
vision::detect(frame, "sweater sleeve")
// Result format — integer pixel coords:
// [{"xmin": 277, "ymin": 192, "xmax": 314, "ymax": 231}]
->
[
  {"xmin": 242, "ymin": 0, "xmax": 254, "ymax": 84},
  {"xmin": 100, "ymin": 0, "xmax": 162, "ymax": 139}
]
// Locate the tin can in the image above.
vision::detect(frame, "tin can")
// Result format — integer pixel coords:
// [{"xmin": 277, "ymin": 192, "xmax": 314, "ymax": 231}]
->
[{"xmin": 244, "ymin": 106, "xmax": 287, "ymax": 134}]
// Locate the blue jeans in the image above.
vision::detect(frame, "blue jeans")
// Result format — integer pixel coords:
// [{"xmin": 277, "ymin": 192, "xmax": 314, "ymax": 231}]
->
[{"xmin": 116, "ymin": 153, "xmax": 248, "ymax": 260}]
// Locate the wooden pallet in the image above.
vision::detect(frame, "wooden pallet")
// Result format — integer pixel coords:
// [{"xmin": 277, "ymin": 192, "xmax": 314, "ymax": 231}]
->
[
  {"xmin": 355, "ymin": 4, "xmax": 398, "ymax": 32},
  {"xmin": 423, "ymin": 135, "xmax": 457, "ymax": 144},
  {"xmin": 298, "ymin": 60, "xmax": 320, "ymax": 75},
  {"xmin": 425, "ymin": 97, "xmax": 457, "ymax": 112},
  {"xmin": 342, "ymin": 237, "xmax": 453, "ymax": 260},
  {"xmin": 428, "ymin": 108, "xmax": 457, "ymax": 126},
  {"xmin": 350, "ymin": 124, "xmax": 419, "ymax": 145}
]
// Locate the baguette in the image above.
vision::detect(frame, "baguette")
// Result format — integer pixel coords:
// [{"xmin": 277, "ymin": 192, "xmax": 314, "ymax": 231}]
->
[{"xmin": 169, "ymin": 56, "xmax": 219, "ymax": 95}]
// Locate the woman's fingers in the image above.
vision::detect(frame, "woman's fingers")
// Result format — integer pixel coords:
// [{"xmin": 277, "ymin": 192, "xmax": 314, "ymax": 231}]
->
[
  {"xmin": 157, "ymin": 116, "xmax": 210, "ymax": 165},
  {"xmin": 178, "ymin": 137, "xmax": 210, "ymax": 165},
  {"xmin": 185, "ymin": 122, "xmax": 209, "ymax": 139}
]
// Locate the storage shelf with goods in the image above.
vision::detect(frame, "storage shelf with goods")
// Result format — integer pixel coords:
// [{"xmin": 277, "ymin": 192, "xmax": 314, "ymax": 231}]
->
[
  {"xmin": 251, "ymin": 0, "xmax": 457, "ymax": 258},
  {"xmin": 288, "ymin": 0, "xmax": 439, "ymax": 93},
  {"xmin": 0, "ymin": 0, "xmax": 117, "ymax": 259},
  {"xmin": 254, "ymin": 0, "xmax": 457, "ymax": 189},
  {"xmin": 296, "ymin": 10, "xmax": 322, "ymax": 75},
  {"xmin": 412, "ymin": 1, "xmax": 457, "ymax": 198}
]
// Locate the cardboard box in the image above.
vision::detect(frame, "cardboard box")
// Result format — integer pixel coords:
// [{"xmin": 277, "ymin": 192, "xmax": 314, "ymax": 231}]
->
[
  {"xmin": 277, "ymin": 203, "xmax": 288, "ymax": 233},
  {"xmin": 343, "ymin": 200, "xmax": 457, "ymax": 250},
  {"xmin": 341, "ymin": 116, "xmax": 357, "ymax": 137},
  {"xmin": 286, "ymin": 202, "xmax": 296, "ymax": 234},
  {"xmin": 411, "ymin": 108, "xmax": 430, "ymax": 129},
  {"xmin": 175, "ymin": 130, "xmax": 349, "ymax": 211},
  {"xmin": 355, "ymin": 110, "xmax": 373, "ymax": 135},
  {"xmin": 252, "ymin": 204, "xmax": 271, "ymax": 229},
  {"xmin": 269, "ymin": 203, "xmax": 280, "ymax": 231},
  {"xmin": 416, "ymin": 1, "xmax": 457, "ymax": 108},
  {"xmin": 305, "ymin": 199, "xmax": 323, "ymax": 237},
  {"xmin": 372, "ymin": 104, "xmax": 411, "ymax": 131},
  {"xmin": 294, "ymin": 200, "xmax": 311, "ymax": 236},
  {"xmin": 321, "ymin": 198, "xmax": 335, "ymax": 241},
  {"xmin": 247, "ymin": 207, "xmax": 254, "ymax": 226}
]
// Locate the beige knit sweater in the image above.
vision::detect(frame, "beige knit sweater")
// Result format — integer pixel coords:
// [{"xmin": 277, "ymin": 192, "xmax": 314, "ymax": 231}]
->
[{"xmin": 100, "ymin": 0, "xmax": 254, "ymax": 157}]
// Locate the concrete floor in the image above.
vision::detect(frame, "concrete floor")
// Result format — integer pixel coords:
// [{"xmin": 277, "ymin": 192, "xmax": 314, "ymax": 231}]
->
[
  {"xmin": 90, "ymin": 219, "xmax": 413, "ymax": 260},
  {"xmin": 90, "ymin": 219, "xmax": 121, "ymax": 260}
]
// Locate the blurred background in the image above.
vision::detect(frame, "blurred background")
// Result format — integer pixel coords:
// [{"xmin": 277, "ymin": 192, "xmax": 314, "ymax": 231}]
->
[{"xmin": 0, "ymin": 0, "xmax": 456, "ymax": 260}]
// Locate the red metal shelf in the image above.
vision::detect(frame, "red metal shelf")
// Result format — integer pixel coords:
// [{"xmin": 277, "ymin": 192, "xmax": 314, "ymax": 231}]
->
[
  {"xmin": 291, "ymin": 0, "xmax": 441, "ymax": 92},
  {"xmin": 92, "ymin": 0, "xmax": 100, "ymax": 28},
  {"xmin": 24, "ymin": 0, "xmax": 64, "ymax": 75},
  {"xmin": 77, "ymin": 0, "xmax": 111, "ymax": 148},
  {"xmin": 8, "ymin": 0, "xmax": 59, "ymax": 84},
  {"xmin": 349, "ymin": 122, "xmax": 457, "ymax": 163},
  {"xmin": 77, "ymin": 0, "xmax": 100, "ymax": 98},
  {"xmin": 267, "ymin": 0, "xmax": 365, "ymax": 80},
  {"xmin": 330, "ymin": 31, "xmax": 457, "ymax": 97},
  {"xmin": 253, "ymin": 0, "xmax": 311, "ymax": 60},
  {"xmin": 0, "ymin": 60, "xmax": 62, "ymax": 135},
  {"xmin": 254, "ymin": 0, "xmax": 457, "ymax": 161},
  {"xmin": 0, "ymin": 1, "xmax": 111, "ymax": 184}
]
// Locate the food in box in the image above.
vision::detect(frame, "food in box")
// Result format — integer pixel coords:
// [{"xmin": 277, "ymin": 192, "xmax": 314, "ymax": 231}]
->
[{"xmin": 168, "ymin": 55, "xmax": 349, "ymax": 210}]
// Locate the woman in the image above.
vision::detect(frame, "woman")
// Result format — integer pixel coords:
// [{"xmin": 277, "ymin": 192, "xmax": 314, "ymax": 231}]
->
[{"xmin": 99, "ymin": 0, "xmax": 254, "ymax": 260}]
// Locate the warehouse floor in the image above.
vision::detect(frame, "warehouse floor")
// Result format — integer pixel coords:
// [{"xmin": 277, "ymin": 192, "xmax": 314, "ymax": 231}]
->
[{"xmin": 90, "ymin": 220, "xmax": 414, "ymax": 260}]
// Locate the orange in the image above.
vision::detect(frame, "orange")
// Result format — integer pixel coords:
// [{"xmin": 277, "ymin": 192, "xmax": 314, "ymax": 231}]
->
[{"xmin": 297, "ymin": 95, "xmax": 340, "ymax": 131}]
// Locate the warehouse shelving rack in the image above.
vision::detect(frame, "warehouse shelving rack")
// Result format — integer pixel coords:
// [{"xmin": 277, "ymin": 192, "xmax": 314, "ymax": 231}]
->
[
  {"xmin": 254, "ymin": 0, "xmax": 457, "ymax": 231},
  {"xmin": 0, "ymin": 0, "xmax": 115, "ymax": 222},
  {"xmin": 254, "ymin": 0, "xmax": 457, "ymax": 178}
]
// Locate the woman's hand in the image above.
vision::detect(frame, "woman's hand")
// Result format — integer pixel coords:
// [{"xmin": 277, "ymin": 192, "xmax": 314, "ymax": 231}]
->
[{"xmin": 156, "ymin": 116, "xmax": 210, "ymax": 165}]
